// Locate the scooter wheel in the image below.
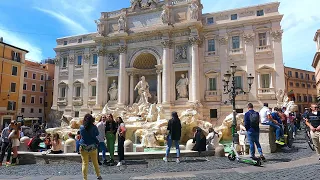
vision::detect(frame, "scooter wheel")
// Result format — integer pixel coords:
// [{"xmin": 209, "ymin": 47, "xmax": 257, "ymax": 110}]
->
[
  {"xmin": 254, "ymin": 160, "xmax": 262, "ymax": 166},
  {"xmin": 228, "ymin": 154, "xmax": 236, "ymax": 161}
]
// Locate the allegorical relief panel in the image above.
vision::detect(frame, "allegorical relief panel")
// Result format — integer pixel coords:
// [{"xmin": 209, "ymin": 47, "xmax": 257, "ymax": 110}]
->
[
  {"xmin": 127, "ymin": 11, "xmax": 162, "ymax": 29},
  {"xmin": 107, "ymin": 53, "xmax": 119, "ymax": 68},
  {"xmin": 175, "ymin": 44, "xmax": 189, "ymax": 63}
]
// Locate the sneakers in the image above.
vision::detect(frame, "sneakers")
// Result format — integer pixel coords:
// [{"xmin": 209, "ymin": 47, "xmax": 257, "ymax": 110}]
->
[
  {"xmin": 98, "ymin": 161, "xmax": 102, "ymax": 166},
  {"xmin": 97, "ymin": 176, "xmax": 103, "ymax": 180},
  {"xmin": 103, "ymin": 160, "xmax": 108, "ymax": 165},
  {"xmin": 176, "ymin": 158, "xmax": 180, "ymax": 163},
  {"xmin": 162, "ymin": 157, "xmax": 168, "ymax": 162},
  {"xmin": 116, "ymin": 162, "xmax": 122, "ymax": 167},
  {"xmin": 260, "ymin": 155, "xmax": 266, "ymax": 162},
  {"xmin": 275, "ymin": 140, "xmax": 285, "ymax": 145},
  {"xmin": 251, "ymin": 156, "xmax": 260, "ymax": 161}
]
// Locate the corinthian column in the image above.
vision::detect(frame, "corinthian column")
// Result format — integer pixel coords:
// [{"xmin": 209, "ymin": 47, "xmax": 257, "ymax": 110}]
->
[
  {"xmin": 189, "ymin": 36, "xmax": 201, "ymax": 102},
  {"xmin": 156, "ymin": 69, "xmax": 162, "ymax": 104},
  {"xmin": 129, "ymin": 72, "xmax": 134, "ymax": 105},
  {"xmin": 118, "ymin": 45, "xmax": 127, "ymax": 106},
  {"xmin": 95, "ymin": 48, "xmax": 106, "ymax": 109},
  {"xmin": 52, "ymin": 56, "xmax": 60, "ymax": 110},
  {"xmin": 161, "ymin": 39, "xmax": 172, "ymax": 104}
]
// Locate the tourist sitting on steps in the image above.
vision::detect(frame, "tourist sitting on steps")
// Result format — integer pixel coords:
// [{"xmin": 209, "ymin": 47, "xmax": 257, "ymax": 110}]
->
[
  {"xmin": 192, "ymin": 127, "xmax": 207, "ymax": 157},
  {"xmin": 260, "ymin": 103, "xmax": 285, "ymax": 145},
  {"xmin": 51, "ymin": 133, "xmax": 63, "ymax": 154},
  {"xmin": 206, "ymin": 128, "xmax": 219, "ymax": 151},
  {"xmin": 29, "ymin": 133, "xmax": 45, "ymax": 152}
]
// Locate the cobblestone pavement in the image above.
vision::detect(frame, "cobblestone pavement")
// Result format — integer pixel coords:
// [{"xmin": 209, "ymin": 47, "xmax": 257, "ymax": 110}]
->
[{"xmin": 0, "ymin": 130, "xmax": 318, "ymax": 180}]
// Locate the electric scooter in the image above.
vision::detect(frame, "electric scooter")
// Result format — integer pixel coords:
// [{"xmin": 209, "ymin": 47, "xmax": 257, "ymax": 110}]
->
[{"xmin": 227, "ymin": 133, "xmax": 262, "ymax": 166}]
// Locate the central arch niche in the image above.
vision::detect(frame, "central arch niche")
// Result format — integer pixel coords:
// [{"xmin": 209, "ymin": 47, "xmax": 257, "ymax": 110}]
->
[{"xmin": 133, "ymin": 53, "xmax": 157, "ymax": 69}]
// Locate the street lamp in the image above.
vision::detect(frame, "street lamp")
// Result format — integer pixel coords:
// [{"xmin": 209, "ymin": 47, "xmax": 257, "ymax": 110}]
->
[{"xmin": 222, "ymin": 63, "xmax": 254, "ymax": 144}]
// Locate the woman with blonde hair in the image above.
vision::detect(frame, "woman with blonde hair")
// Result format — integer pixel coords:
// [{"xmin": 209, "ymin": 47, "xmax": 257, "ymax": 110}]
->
[{"xmin": 8, "ymin": 122, "xmax": 21, "ymax": 166}]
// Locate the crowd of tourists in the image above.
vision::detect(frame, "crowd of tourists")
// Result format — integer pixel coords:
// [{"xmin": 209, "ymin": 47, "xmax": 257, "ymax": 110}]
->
[{"xmin": 1, "ymin": 103, "xmax": 320, "ymax": 180}]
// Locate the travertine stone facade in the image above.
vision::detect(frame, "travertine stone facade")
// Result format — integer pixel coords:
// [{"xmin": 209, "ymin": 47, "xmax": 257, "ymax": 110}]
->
[
  {"xmin": 312, "ymin": 29, "xmax": 320, "ymax": 100},
  {"xmin": 52, "ymin": 0, "xmax": 285, "ymax": 120}
]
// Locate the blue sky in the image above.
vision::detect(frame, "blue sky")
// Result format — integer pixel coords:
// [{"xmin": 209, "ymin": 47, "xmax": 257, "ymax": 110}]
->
[{"xmin": 0, "ymin": 0, "xmax": 319, "ymax": 70}]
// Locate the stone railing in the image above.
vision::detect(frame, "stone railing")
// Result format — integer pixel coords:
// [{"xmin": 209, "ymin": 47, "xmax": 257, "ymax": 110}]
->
[
  {"xmin": 75, "ymin": 65, "xmax": 83, "ymax": 69},
  {"xmin": 230, "ymin": 48, "xmax": 243, "ymax": 54},
  {"xmin": 206, "ymin": 51, "xmax": 216, "ymax": 56},
  {"xmin": 106, "ymin": 10, "xmax": 122, "ymax": 18},
  {"xmin": 73, "ymin": 97, "xmax": 83, "ymax": 106},
  {"xmin": 57, "ymin": 98, "xmax": 67, "ymax": 106},
  {"xmin": 88, "ymin": 97, "xmax": 96, "ymax": 105},
  {"xmin": 256, "ymin": 45, "xmax": 271, "ymax": 52},
  {"xmin": 205, "ymin": 91, "xmax": 220, "ymax": 101},
  {"xmin": 171, "ymin": 0, "xmax": 191, "ymax": 5},
  {"xmin": 258, "ymin": 88, "xmax": 275, "ymax": 94},
  {"xmin": 60, "ymin": 67, "xmax": 68, "ymax": 71}
]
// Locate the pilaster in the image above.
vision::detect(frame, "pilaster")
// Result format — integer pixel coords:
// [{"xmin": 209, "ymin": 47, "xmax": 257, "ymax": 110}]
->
[
  {"xmin": 66, "ymin": 52, "xmax": 75, "ymax": 116},
  {"xmin": 189, "ymin": 36, "xmax": 201, "ymax": 103},
  {"xmin": 271, "ymin": 29, "xmax": 285, "ymax": 91},
  {"xmin": 81, "ymin": 49, "xmax": 90, "ymax": 113},
  {"xmin": 95, "ymin": 47, "xmax": 106, "ymax": 110},
  {"xmin": 219, "ymin": 31, "xmax": 229, "ymax": 104},
  {"xmin": 243, "ymin": 27, "xmax": 257, "ymax": 101},
  {"xmin": 52, "ymin": 56, "xmax": 60, "ymax": 110}
]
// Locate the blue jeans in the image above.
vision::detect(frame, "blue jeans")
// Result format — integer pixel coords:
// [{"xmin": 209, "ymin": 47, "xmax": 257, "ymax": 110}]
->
[
  {"xmin": 98, "ymin": 142, "xmax": 107, "ymax": 161},
  {"xmin": 262, "ymin": 121, "xmax": 283, "ymax": 141},
  {"xmin": 76, "ymin": 140, "xmax": 80, "ymax": 153},
  {"xmin": 247, "ymin": 131, "xmax": 263, "ymax": 158},
  {"xmin": 165, "ymin": 135, "xmax": 180, "ymax": 158}
]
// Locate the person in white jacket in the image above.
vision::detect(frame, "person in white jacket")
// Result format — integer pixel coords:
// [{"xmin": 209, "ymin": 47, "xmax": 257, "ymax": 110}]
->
[{"xmin": 96, "ymin": 115, "xmax": 107, "ymax": 165}]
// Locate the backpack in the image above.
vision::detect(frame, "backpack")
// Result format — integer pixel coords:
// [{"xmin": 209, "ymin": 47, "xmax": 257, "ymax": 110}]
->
[
  {"xmin": 27, "ymin": 137, "xmax": 35, "ymax": 147},
  {"xmin": 249, "ymin": 111, "xmax": 260, "ymax": 129}
]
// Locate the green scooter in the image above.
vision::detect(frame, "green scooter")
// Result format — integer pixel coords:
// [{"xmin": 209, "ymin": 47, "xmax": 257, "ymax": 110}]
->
[{"xmin": 227, "ymin": 132, "xmax": 262, "ymax": 166}]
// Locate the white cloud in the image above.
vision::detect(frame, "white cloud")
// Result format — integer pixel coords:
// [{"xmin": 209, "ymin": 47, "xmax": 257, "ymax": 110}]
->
[
  {"xmin": 34, "ymin": 7, "xmax": 88, "ymax": 35},
  {"xmin": 0, "ymin": 25, "xmax": 43, "ymax": 62}
]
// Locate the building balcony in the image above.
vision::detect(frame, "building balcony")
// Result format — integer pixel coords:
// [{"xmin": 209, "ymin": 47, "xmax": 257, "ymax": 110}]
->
[
  {"xmin": 205, "ymin": 91, "xmax": 221, "ymax": 102},
  {"xmin": 88, "ymin": 96, "xmax": 96, "ymax": 105},
  {"xmin": 257, "ymin": 88, "xmax": 276, "ymax": 100},
  {"xmin": 235, "ymin": 93, "xmax": 248, "ymax": 101},
  {"xmin": 256, "ymin": 45, "xmax": 271, "ymax": 52},
  {"xmin": 73, "ymin": 96, "xmax": 83, "ymax": 106},
  {"xmin": 57, "ymin": 97, "xmax": 67, "ymax": 106},
  {"xmin": 75, "ymin": 65, "xmax": 83, "ymax": 69},
  {"xmin": 205, "ymin": 51, "xmax": 216, "ymax": 56},
  {"xmin": 229, "ymin": 48, "xmax": 243, "ymax": 55},
  {"xmin": 60, "ymin": 67, "xmax": 68, "ymax": 71}
]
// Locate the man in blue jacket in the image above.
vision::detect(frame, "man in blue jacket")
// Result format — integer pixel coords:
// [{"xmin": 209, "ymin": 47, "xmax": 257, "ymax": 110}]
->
[{"xmin": 244, "ymin": 103, "xmax": 266, "ymax": 161}]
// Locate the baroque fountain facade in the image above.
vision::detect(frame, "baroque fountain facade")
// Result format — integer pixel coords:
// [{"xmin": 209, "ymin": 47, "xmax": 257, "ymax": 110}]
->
[{"xmin": 49, "ymin": 0, "xmax": 287, "ymax": 147}]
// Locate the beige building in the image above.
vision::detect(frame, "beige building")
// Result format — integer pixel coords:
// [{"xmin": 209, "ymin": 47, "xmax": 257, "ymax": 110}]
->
[
  {"xmin": 285, "ymin": 66, "xmax": 317, "ymax": 112},
  {"xmin": 312, "ymin": 29, "xmax": 320, "ymax": 101},
  {"xmin": 52, "ymin": 0, "xmax": 285, "ymax": 121}
]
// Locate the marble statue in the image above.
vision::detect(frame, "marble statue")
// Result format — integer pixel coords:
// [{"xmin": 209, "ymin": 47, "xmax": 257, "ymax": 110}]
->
[
  {"xmin": 175, "ymin": 45, "xmax": 188, "ymax": 62},
  {"xmin": 189, "ymin": 2, "xmax": 199, "ymax": 20},
  {"xmin": 94, "ymin": 19, "xmax": 104, "ymax": 35},
  {"xmin": 176, "ymin": 74, "xmax": 189, "ymax": 99},
  {"xmin": 134, "ymin": 76, "xmax": 151, "ymax": 105},
  {"xmin": 157, "ymin": 105, "xmax": 166, "ymax": 121},
  {"xmin": 160, "ymin": 6, "xmax": 169, "ymax": 24},
  {"xmin": 146, "ymin": 103, "xmax": 158, "ymax": 122},
  {"xmin": 276, "ymin": 89, "xmax": 285, "ymax": 106},
  {"xmin": 130, "ymin": 0, "xmax": 140, "ymax": 10},
  {"xmin": 108, "ymin": 80, "xmax": 118, "ymax": 101},
  {"xmin": 118, "ymin": 14, "xmax": 126, "ymax": 32}
]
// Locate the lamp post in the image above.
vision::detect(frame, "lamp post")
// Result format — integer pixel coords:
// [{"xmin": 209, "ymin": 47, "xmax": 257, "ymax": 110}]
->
[{"xmin": 222, "ymin": 63, "xmax": 254, "ymax": 144}]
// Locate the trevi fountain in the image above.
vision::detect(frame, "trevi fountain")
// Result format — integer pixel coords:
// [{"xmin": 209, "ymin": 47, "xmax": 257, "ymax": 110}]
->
[{"xmin": 46, "ymin": 75, "xmax": 297, "ymax": 151}]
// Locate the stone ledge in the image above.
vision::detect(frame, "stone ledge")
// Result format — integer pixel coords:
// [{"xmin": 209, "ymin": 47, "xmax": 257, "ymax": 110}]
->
[{"xmin": 17, "ymin": 150, "xmax": 215, "ymax": 165}]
